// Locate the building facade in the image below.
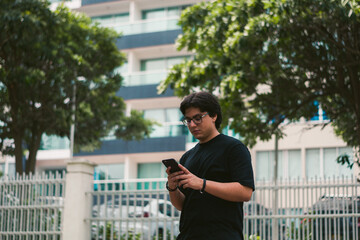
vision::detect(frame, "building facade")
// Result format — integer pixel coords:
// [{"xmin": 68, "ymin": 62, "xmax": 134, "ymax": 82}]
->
[{"xmin": 0, "ymin": 0, "xmax": 357, "ymax": 182}]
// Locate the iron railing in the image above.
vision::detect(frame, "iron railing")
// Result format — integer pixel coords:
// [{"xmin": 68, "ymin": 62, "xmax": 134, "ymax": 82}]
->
[{"xmin": 0, "ymin": 172, "xmax": 65, "ymax": 240}]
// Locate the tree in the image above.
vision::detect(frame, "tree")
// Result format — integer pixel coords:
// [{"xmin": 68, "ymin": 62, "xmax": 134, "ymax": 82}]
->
[
  {"xmin": 0, "ymin": 0, "xmax": 153, "ymax": 175},
  {"xmin": 158, "ymin": 0, "xmax": 360, "ymax": 163}
]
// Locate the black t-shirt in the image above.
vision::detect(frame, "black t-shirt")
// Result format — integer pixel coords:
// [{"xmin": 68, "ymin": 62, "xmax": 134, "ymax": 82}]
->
[{"xmin": 177, "ymin": 134, "xmax": 255, "ymax": 240}]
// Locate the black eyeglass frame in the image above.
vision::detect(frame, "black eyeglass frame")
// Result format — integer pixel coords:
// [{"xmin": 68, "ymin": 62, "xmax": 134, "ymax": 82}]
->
[{"xmin": 182, "ymin": 113, "xmax": 209, "ymax": 126}]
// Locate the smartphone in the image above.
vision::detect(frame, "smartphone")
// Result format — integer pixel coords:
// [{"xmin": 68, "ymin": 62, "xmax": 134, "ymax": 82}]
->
[{"xmin": 162, "ymin": 158, "xmax": 182, "ymax": 173}]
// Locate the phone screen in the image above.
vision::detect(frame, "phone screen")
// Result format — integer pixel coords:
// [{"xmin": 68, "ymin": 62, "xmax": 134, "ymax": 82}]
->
[{"xmin": 162, "ymin": 158, "xmax": 181, "ymax": 173}]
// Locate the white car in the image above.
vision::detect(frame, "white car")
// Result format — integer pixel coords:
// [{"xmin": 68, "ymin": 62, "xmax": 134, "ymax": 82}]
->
[{"xmin": 92, "ymin": 197, "xmax": 180, "ymax": 239}]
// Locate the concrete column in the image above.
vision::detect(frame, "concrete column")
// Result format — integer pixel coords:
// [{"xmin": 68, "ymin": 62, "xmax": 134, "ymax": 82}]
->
[
  {"xmin": 127, "ymin": 51, "xmax": 140, "ymax": 73},
  {"xmin": 63, "ymin": 159, "xmax": 96, "ymax": 240},
  {"xmin": 129, "ymin": 1, "xmax": 141, "ymax": 23}
]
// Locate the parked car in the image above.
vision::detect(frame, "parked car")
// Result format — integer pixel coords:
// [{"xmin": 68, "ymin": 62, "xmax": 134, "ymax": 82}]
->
[
  {"xmin": 92, "ymin": 196, "xmax": 180, "ymax": 239},
  {"xmin": 308, "ymin": 195, "xmax": 360, "ymax": 239},
  {"xmin": 243, "ymin": 202, "xmax": 271, "ymax": 239}
]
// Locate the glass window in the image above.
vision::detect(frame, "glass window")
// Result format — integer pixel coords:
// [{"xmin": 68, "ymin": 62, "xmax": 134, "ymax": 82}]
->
[
  {"xmin": 277, "ymin": 151, "xmax": 284, "ymax": 179},
  {"xmin": 167, "ymin": 7, "xmax": 182, "ymax": 17},
  {"xmin": 94, "ymin": 164, "xmax": 124, "ymax": 180},
  {"xmin": 256, "ymin": 151, "xmax": 283, "ymax": 181},
  {"xmin": 143, "ymin": 108, "xmax": 183, "ymax": 138},
  {"xmin": 144, "ymin": 109, "xmax": 165, "ymax": 122},
  {"xmin": 288, "ymin": 150, "xmax": 302, "ymax": 180},
  {"xmin": 167, "ymin": 56, "xmax": 186, "ymax": 68},
  {"xmin": 40, "ymin": 134, "xmax": 69, "ymax": 150},
  {"xmin": 8, "ymin": 163, "xmax": 15, "ymax": 178},
  {"xmin": 166, "ymin": 108, "xmax": 182, "ymax": 122},
  {"xmin": 324, "ymin": 148, "xmax": 337, "ymax": 178},
  {"xmin": 138, "ymin": 163, "xmax": 164, "ymax": 178},
  {"xmin": 144, "ymin": 109, "xmax": 166, "ymax": 137},
  {"xmin": 256, "ymin": 151, "xmax": 272, "ymax": 181},
  {"xmin": 142, "ymin": 8, "xmax": 166, "ymax": 20},
  {"xmin": 92, "ymin": 13, "xmax": 129, "ymax": 27},
  {"xmin": 306, "ymin": 149, "xmax": 320, "ymax": 178},
  {"xmin": 140, "ymin": 56, "xmax": 189, "ymax": 72},
  {"xmin": 137, "ymin": 163, "xmax": 165, "ymax": 190},
  {"xmin": 337, "ymin": 147, "xmax": 353, "ymax": 177},
  {"xmin": 142, "ymin": 6, "xmax": 188, "ymax": 19},
  {"xmin": 141, "ymin": 58, "xmax": 166, "ymax": 71},
  {"xmin": 114, "ymin": 61, "xmax": 128, "ymax": 74}
]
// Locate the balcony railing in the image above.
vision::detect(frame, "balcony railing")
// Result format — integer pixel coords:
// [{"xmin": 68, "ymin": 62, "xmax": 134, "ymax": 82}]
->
[
  {"xmin": 122, "ymin": 70, "xmax": 167, "ymax": 87},
  {"xmin": 96, "ymin": 17, "xmax": 180, "ymax": 36}
]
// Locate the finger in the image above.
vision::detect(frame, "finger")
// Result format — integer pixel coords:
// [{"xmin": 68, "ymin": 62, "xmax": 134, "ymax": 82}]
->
[
  {"xmin": 178, "ymin": 164, "xmax": 190, "ymax": 174},
  {"xmin": 165, "ymin": 167, "xmax": 172, "ymax": 175}
]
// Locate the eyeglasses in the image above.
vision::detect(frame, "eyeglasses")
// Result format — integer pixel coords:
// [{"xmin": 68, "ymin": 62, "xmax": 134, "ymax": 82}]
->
[{"xmin": 182, "ymin": 113, "xmax": 209, "ymax": 126}]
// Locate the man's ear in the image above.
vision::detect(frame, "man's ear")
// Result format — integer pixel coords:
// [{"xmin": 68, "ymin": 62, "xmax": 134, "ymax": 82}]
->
[{"xmin": 212, "ymin": 114, "xmax": 217, "ymax": 123}]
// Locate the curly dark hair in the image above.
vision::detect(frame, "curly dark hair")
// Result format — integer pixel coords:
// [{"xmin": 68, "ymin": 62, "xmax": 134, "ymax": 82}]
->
[{"xmin": 180, "ymin": 92, "xmax": 222, "ymax": 129}]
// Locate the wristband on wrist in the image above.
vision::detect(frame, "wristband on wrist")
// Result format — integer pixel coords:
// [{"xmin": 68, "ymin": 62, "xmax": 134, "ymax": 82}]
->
[
  {"xmin": 166, "ymin": 181, "xmax": 177, "ymax": 192},
  {"xmin": 200, "ymin": 179, "xmax": 206, "ymax": 194}
]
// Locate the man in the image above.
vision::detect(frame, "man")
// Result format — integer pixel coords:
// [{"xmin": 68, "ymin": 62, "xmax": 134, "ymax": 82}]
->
[{"xmin": 165, "ymin": 91, "xmax": 255, "ymax": 240}]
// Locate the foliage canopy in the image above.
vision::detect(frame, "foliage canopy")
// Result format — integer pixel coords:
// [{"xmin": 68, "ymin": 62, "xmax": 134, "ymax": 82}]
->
[
  {"xmin": 0, "ymin": 0, "xmax": 153, "ymax": 174},
  {"xmin": 159, "ymin": 0, "xmax": 360, "ymax": 161}
]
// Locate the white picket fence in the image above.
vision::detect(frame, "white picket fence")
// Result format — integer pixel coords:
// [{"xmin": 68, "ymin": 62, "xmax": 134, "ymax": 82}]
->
[{"xmin": 0, "ymin": 160, "xmax": 360, "ymax": 240}]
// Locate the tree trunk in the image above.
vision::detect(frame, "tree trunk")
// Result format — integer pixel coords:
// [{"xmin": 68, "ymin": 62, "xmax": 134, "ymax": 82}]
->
[
  {"xmin": 25, "ymin": 132, "xmax": 42, "ymax": 174},
  {"xmin": 14, "ymin": 135, "xmax": 24, "ymax": 175}
]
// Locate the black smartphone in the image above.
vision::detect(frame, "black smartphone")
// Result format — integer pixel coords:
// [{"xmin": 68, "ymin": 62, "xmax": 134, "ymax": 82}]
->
[{"xmin": 162, "ymin": 158, "xmax": 181, "ymax": 173}]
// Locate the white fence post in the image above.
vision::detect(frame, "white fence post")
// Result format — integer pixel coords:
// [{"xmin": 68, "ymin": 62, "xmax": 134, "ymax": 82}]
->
[{"xmin": 63, "ymin": 159, "xmax": 96, "ymax": 240}]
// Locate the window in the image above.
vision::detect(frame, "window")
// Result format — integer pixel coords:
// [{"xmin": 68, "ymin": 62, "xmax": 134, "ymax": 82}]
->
[
  {"xmin": 256, "ymin": 150, "xmax": 283, "ymax": 181},
  {"xmin": 40, "ymin": 134, "xmax": 69, "ymax": 150},
  {"xmin": 121, "ymin": 56, "xmax": 188, "ymax": 86},
  {"xmin": 256, "ymin": 147, "xmax": 353, "ymax": 181},
  {"xmin": 138, "ymin": 163, "xmax": 164, "ymax": 178},
  {"xmin": 94, "ymin": 164, "xmax": 124, "ymax": 180},
  {"xmin": 324, "ymin": 147, "xmax": 352, "ymax": 178},
  {"xmin": 142, "ymin": 6, "xmax": 187, "ymax": 20},
  {"xmin": 305, "ymin": 147, "xmax": 353, "ymax": 179},
  {"xmin": 306, "ymin": 149, "xmax": 320, "ymax": 178},
  {"xmin": 140, "ymin": 56, "xmax": 189, "ymax": 72},
  {"xmin": 256, "ymin": 149, "xmax": 301, "ymax": 181},
  {"xmin": 137, "ymin": 163, "xmax": 165, "ymax": 189},
  {"xmin": 288, "ymin": 150, "xmax": 302, "ymax": 180},
  {"xmin": 140, "ymin": 6, "xmax": 188, "ymax": 33},
  {"xmin": 0, "ymin": 162, "xmax": 16, "ymax": 178},
  {"xmin": 114, "ymin": 61, "xmax": 128, "ymax": 74},
  {"xmin": 92, "ymin": 13, "xmax": 129, "ymax": 28},
  {"xmin": 144, "ymin": 108, "xmax": 185, "ymax": 138},
  {"xmin": 6, "ymin": 163, "xmax": 15, "ymax": 178}
]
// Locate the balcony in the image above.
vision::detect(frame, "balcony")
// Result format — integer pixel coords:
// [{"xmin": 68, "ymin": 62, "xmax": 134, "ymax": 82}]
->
[
  {"xmin": 74, "ymin": 135, "xmax": 186, "ymax": 156},
  {"xmin": 96, "ymin": 17, "xmax": 180, "ymax": 36},
  {"xmin": 122, "ymin": 70, "xmax": 167, "ymax": 87}
]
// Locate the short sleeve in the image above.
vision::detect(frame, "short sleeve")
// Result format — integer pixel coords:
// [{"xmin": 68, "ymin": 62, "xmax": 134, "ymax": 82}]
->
[{"xmin": 227, "ymin": 143, "xmax": 255, "ymax": 191}]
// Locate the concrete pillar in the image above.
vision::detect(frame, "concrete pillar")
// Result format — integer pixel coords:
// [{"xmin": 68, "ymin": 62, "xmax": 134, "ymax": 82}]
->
[
  {"xmin": 129, "ymin": 1, "xmax": 141, "ymax": 23},
  {"xmin": 63, "ymin": 159, "xmax": 96, "ymax": 240}
]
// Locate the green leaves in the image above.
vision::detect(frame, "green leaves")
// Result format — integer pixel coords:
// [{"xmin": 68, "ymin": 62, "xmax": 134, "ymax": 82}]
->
[
  {"xmin": 0, "ymin": 0, "xmax": 153, "ymax": 174},
  {"xmin": 160, "ymin": 0, "xmax": 360, "ymax": 153}
]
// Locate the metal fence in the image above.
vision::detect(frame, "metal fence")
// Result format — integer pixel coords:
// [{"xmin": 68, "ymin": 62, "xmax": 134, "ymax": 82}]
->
[
  {"xmin": 89, "ymin": 176, "xmax": 360, "ymax": 240},
  {"xmin": 89, "ymin": 179, "xmax": 178, "ymax": 240},
  {"xmin": 245, "ymin": 176, "xmax": 360, "ymax": 240},
  {"xmin": 0, "ymin": 172, "xmax": 65, "ymax": 240},
  {"xmin": 1, "ymin": 172, "xmax": 359, "ymax": 240}
]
